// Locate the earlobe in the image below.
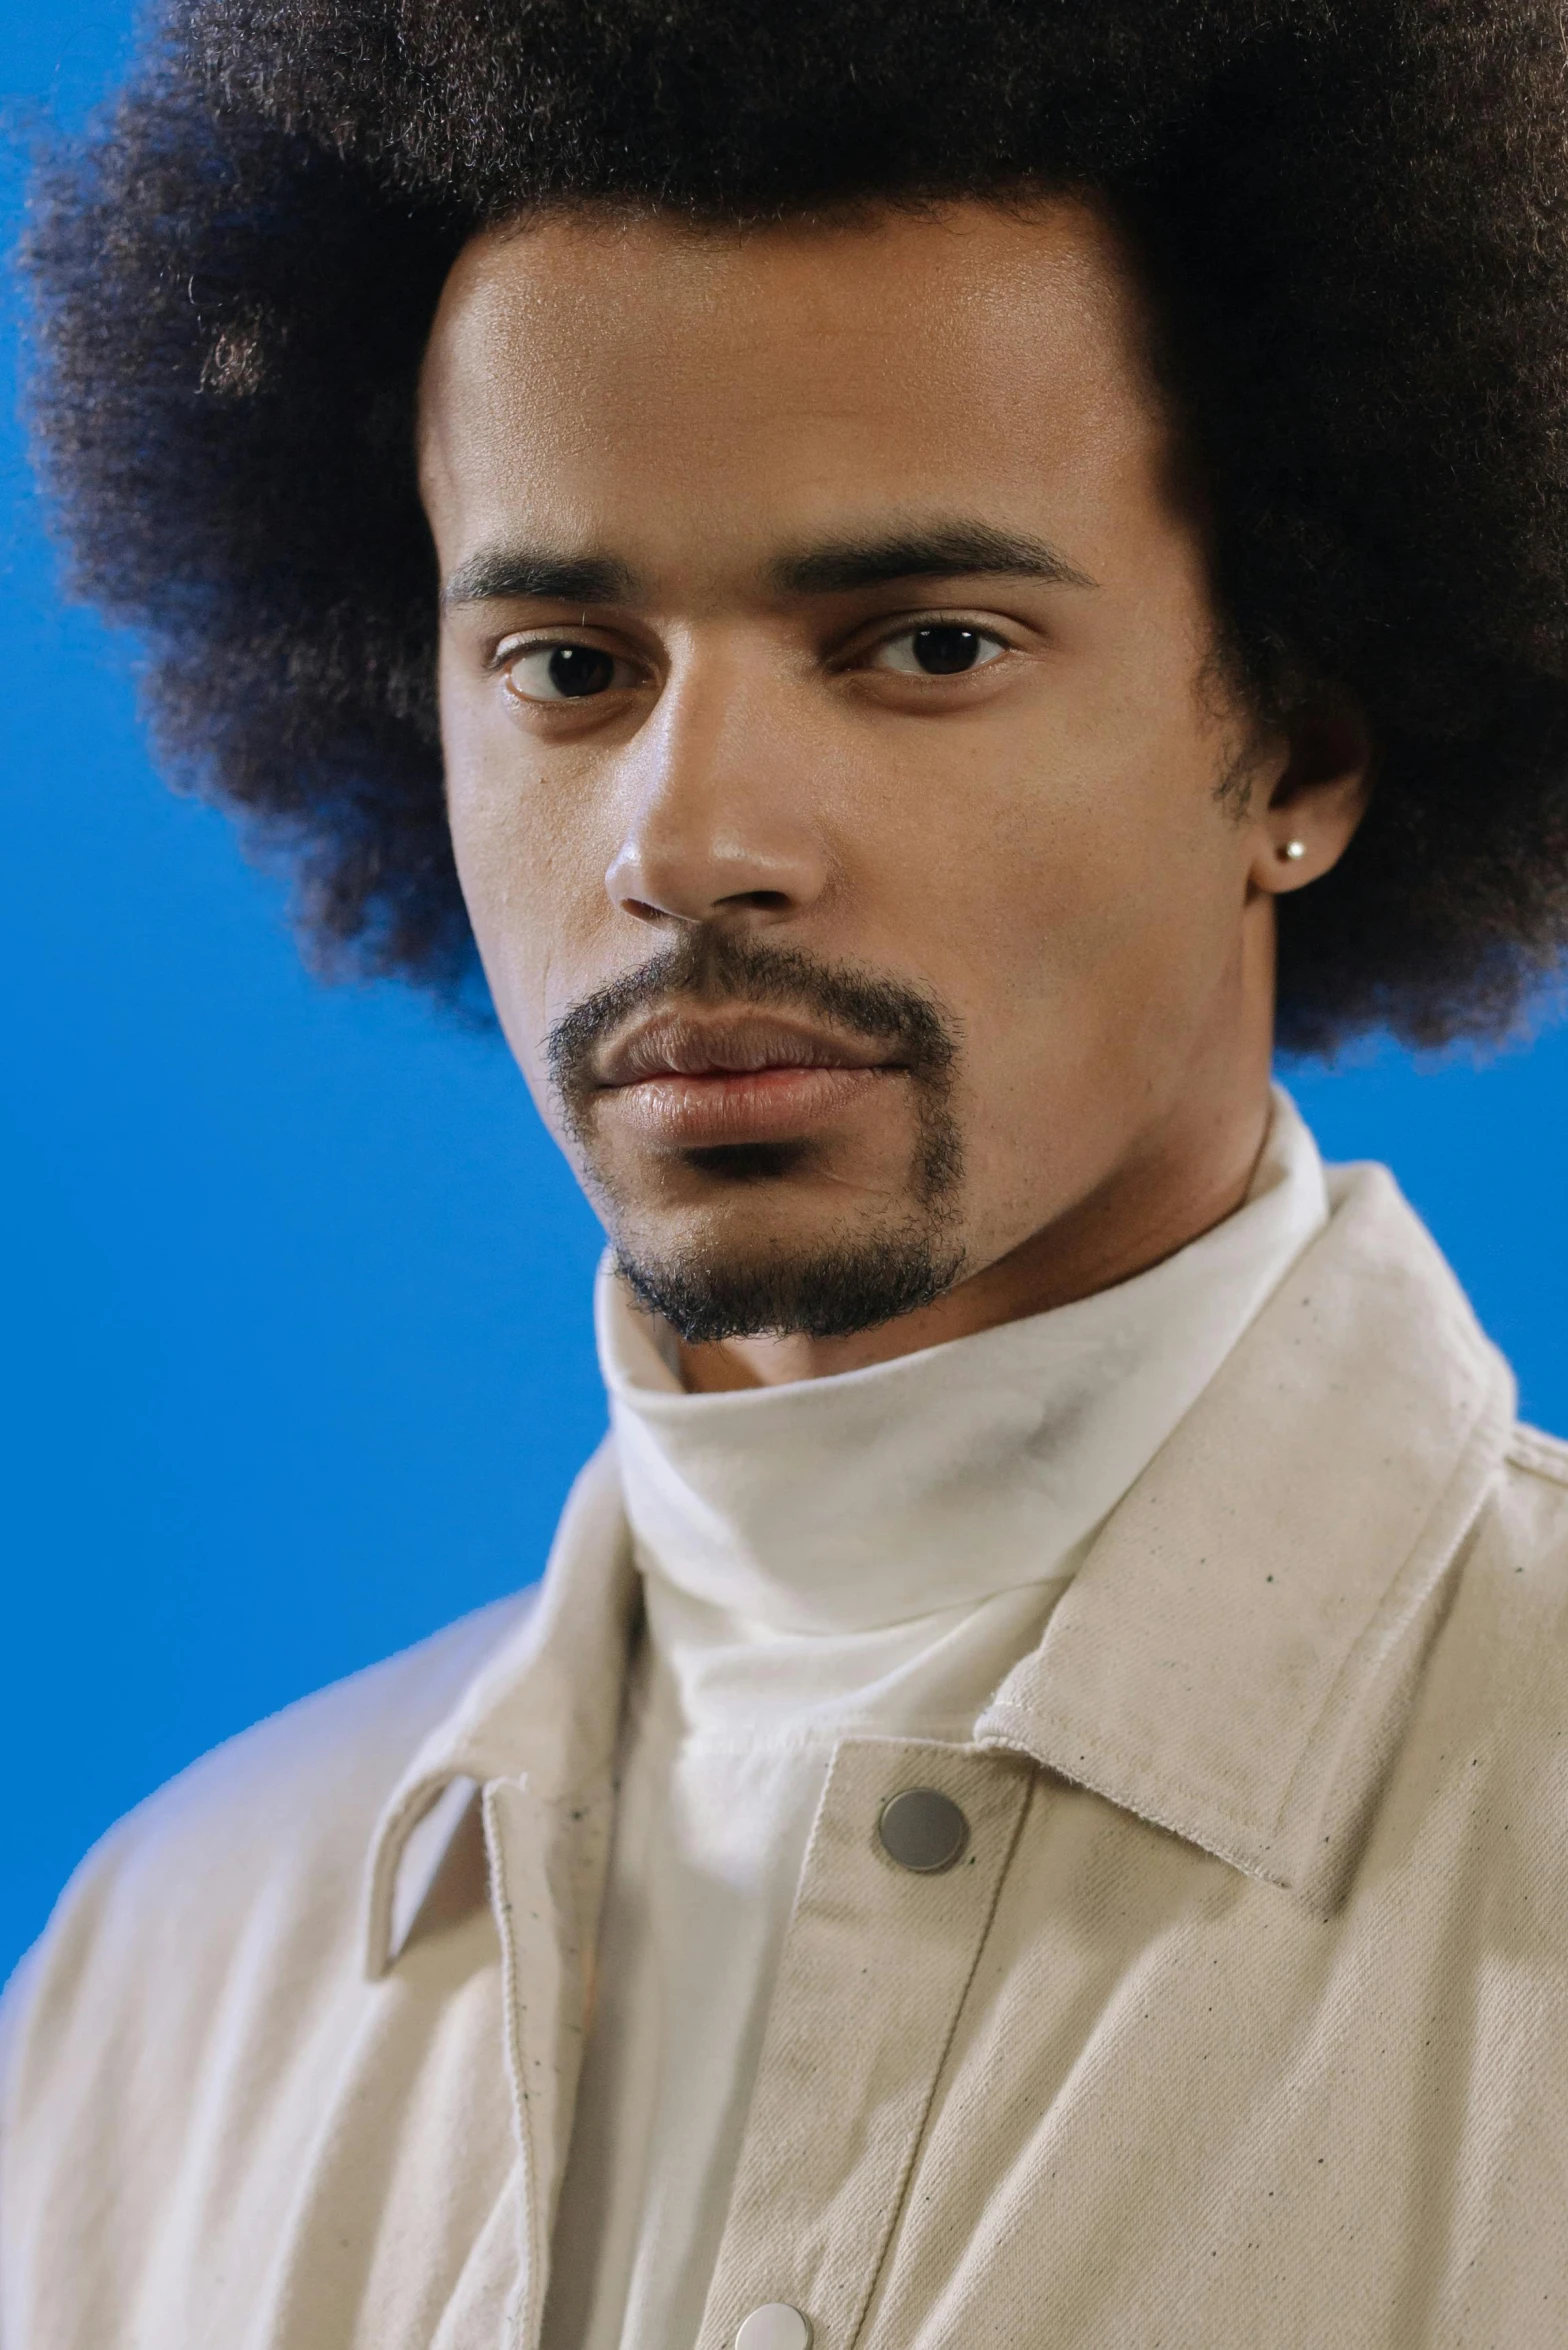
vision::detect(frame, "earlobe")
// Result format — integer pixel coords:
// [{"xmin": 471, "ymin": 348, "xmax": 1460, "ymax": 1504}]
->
[{"xmin": 1252, "ymin": 692, "xmax": 1372, "ymax": 895}]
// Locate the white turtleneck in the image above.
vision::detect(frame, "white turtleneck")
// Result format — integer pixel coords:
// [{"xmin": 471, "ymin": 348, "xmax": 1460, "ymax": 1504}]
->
[{"xmin": 540, "ymin": 1091, "xmax": 1330, "ymax": 2350}]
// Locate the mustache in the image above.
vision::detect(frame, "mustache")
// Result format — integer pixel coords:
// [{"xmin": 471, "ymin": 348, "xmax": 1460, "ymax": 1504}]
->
[{"xmin": 546, "ymin": 930, "xmax": 958, "ymax": 1124}]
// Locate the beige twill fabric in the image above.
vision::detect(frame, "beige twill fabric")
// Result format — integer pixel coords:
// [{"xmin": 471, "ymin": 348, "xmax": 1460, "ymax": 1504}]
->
[{"xmin": 4, "ymin": 1161, "xmax": 1568, "ymax": 2348}]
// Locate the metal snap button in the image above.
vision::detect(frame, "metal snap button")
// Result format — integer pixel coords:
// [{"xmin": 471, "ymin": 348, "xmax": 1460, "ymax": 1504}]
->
[
  {"xmin": 735, "ymin": 2304, "xmax": 812, "ymax": 2350},
  {"xmin": 877, "ymin": 1786, "xmax": 970, "ymax": 1874}
]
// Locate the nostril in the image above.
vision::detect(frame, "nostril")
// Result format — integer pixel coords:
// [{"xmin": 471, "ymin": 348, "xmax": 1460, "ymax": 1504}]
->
[{"xmin": 720, "ymin": 889, "xmax": 792, "ymax": 912}]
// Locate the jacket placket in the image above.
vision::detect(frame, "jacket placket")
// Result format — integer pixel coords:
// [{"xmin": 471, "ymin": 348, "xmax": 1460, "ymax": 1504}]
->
[
  {"xmin": 693, "ymin": 1737, "xmax": 1035, "ymax": 2350},
  {"xmin": 485, "ymin": 1769, "xmax": 615, "ymax": 2350}
]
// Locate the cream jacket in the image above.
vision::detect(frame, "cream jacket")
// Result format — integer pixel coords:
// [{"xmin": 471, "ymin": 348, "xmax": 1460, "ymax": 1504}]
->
[{"xmin": 4, "ymin": 1161, "xmax": 1568, "ymax": 2349}]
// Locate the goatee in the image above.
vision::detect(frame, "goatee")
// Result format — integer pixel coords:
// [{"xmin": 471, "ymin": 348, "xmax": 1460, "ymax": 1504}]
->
[{"xmin": 547, "ymin": 930, "xmax": 966, "ymax": 1342}]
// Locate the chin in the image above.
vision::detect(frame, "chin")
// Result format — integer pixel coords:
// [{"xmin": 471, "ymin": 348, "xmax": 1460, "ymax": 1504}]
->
[{"xmin": 610, "ymin": 1219, "xmax": 966, "ymax": 1346}]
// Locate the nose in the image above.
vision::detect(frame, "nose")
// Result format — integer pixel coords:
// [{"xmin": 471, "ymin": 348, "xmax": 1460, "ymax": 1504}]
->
[{"xmin": 604, "ymin": 641, "xmax": 832, "ymax": 929}]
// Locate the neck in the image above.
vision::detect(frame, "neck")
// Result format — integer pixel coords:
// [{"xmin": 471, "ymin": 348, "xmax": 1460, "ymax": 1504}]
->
[{"xmin": 681, "ymin": 1028, "xmax": 1275, "ymax": 1395}]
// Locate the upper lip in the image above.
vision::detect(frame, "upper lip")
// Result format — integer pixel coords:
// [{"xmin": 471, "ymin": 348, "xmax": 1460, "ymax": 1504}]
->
[{"xmin": 594, "ymin": 1009, "xmax": 895, "ymax": 1088}]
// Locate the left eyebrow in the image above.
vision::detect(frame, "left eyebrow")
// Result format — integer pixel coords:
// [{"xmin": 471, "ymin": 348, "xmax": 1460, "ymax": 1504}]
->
[{"xmin": 769, "ymin": 521, "xmax": 1097, "ymax": 598}]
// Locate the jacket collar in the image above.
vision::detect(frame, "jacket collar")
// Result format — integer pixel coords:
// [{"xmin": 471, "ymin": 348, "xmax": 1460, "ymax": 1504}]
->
[
  {"xmin": 362, "ymin": 1441, "xmax": 638, "ymax": 1977},
  {"xmin": 974, "ymin": 1162, "xmax": 1514, "ymax": 1910},
  {"xmin": 364, "ymin": 1160, "xmax": 1515, "ymax": 1961}
]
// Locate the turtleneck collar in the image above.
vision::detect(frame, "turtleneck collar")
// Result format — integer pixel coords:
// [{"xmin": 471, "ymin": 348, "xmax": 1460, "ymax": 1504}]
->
[{"xmin": 598, "ymin": 1089, "xmax": 1328, "ymax": 1639}]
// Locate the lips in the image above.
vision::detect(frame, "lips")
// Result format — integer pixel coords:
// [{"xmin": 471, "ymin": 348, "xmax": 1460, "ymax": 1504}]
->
[
  {"xmin": 592, "ymin": 1011, "xmax": 899, "ymax": 1148},
  {"xmin": 597, "ymin": 1012, "xmax": 892, "ymax": 1087}
]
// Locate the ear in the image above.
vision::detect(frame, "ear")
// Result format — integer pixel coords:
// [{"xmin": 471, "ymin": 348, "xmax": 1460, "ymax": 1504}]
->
[{"xmin": 1247, "ymin": 693, "xmax": 1372, "ymax": 896}]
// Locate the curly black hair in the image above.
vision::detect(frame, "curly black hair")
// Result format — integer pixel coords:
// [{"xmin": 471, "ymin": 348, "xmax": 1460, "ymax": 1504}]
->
[{"xmin": 23, "ymin": 0, "xmax": 1568, "ymax": 1050}]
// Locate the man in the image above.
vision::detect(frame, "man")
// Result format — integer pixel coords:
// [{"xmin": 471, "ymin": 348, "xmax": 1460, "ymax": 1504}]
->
[{"xmin": 6, "ymin": 2, "xmax": 1568, "ymax": 2344}]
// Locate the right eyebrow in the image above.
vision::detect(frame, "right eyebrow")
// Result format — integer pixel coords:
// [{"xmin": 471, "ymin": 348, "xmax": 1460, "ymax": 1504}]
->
[{"xmin": 440, "ymin": 546, "xmax": 640, "ymax": 609}]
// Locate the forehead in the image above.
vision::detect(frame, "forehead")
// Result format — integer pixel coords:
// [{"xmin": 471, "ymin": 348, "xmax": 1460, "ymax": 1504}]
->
[{"xmin": 418, "ymin": 198, "xmax": 1169, "ymax": 573}]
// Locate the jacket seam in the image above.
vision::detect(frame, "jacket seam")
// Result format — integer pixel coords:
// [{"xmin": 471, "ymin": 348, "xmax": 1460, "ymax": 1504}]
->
[{"xmin": 1506, "ymin": 1424, "xmax": 1568, "ymax": 1488}]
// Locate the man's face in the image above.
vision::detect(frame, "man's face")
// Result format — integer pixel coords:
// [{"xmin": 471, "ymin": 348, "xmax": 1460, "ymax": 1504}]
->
[{"xmin": 420, "ymin": 200, "xmax": 1326, "ymax": 1349}]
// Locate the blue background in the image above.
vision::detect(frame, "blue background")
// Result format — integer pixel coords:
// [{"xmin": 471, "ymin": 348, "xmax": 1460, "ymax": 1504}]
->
[{"xmin": 2, "ymin": 4, "xmax": 1565, "ymax": 1989}]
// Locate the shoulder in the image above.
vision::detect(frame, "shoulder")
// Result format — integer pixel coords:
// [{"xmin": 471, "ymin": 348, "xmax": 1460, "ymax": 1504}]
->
[
  {"xmin": 133, "ymin": 1587, "xmax": 532, "ymax": 1848},
  {"xmin": 1492, "ymin": 1421, "xmax": 1568, "ymax": 1585},
  {"xmin": 0, "ymin": 1591, "xmax": 541, "ymax": 2327},
  {"xmin": 1505, "ymin": 1421, "xmax": 1568, "ymax": 1493},
  {"xmin": 0, "ymin": 1588, "xmax": 534, "ymax": 2079},
  {"xmin": 83, "ymin": 1587, "xmax": 531, "ymax": 1911}
]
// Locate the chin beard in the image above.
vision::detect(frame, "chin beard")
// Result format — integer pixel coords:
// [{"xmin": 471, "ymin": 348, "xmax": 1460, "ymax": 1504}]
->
[
  {"xmin": 612, "ymin": 1226, "xmax": 967, "ymax": 1344},
  {"xmin": 551, "ymin": 928, "xmax": 969, "ymax": 1343}
]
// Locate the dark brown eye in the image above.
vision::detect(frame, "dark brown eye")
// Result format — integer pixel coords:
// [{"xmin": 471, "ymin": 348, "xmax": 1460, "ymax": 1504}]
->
[
  {"xmin": 545, "ymin": 645, "xmax": 616, "ymax": 697},
  {"xmin": 912, "ymin": 625, "xmax": 983, "ymax": 673},
  {"xmin": 873, "ymin": 624, "xmax": 1007, "ymax": 677},
  {"xmin": 505, "ymin": 642, "xmax": 633, "ymax": 702}
]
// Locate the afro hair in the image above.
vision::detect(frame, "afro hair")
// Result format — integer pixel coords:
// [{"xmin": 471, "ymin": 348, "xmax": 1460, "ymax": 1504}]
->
[{"xmin": 23, "ymin": 0, "xmax": 1568, "ymax": 1050}]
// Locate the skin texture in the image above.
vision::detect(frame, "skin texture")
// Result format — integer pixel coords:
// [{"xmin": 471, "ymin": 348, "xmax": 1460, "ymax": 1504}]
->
[{"xmin": 420, "ymin": 198, "xmax": 1369, "ymax": 1390}]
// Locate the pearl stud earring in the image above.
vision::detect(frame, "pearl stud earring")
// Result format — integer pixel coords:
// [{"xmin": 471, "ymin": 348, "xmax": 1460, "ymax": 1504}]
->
[{"xmin": 1280, "ymin": 839, "xmax": 1307, "ymax": 861}]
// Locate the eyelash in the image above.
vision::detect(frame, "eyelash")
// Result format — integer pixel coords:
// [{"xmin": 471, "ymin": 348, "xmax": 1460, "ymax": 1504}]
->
[
  {"xmin": 863, "ymin": 619, "xmax": 1011, "ymax": 677},
  {"xmin": 496, "ymin": 641, "xmax": 640, "ymax": 703},
  {"xmin": 490, "ymin": 614, "xmax": 1019, "ymax": 703}
]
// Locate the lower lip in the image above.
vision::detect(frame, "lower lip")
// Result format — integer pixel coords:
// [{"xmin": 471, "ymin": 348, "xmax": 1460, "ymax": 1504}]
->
[{"xmin": 599, "ymin": 1064, "xmax": 893, "ymax": 1147}]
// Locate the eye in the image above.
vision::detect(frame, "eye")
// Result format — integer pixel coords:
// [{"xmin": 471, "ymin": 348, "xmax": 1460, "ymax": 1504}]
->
[
  {"xmin": 501, "ymin": 641, "xmax": 640, "ymax": 703},
  {"xmin": 869, "ymin": 623, "xmax": 1009, "ymax": 678}
]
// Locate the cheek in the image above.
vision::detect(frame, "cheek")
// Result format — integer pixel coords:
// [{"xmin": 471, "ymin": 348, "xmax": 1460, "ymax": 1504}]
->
[
  {"xmin": 886, "ymin": 697, "xmax": 1251, "ymax": 1115},
  {"xmin": 440, "ymin": 676, "xmax": 614, "ymax": 1068},
  {"xmin": 920, "ymin": 735, "xmax": 1233, "ymax": 976}
]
